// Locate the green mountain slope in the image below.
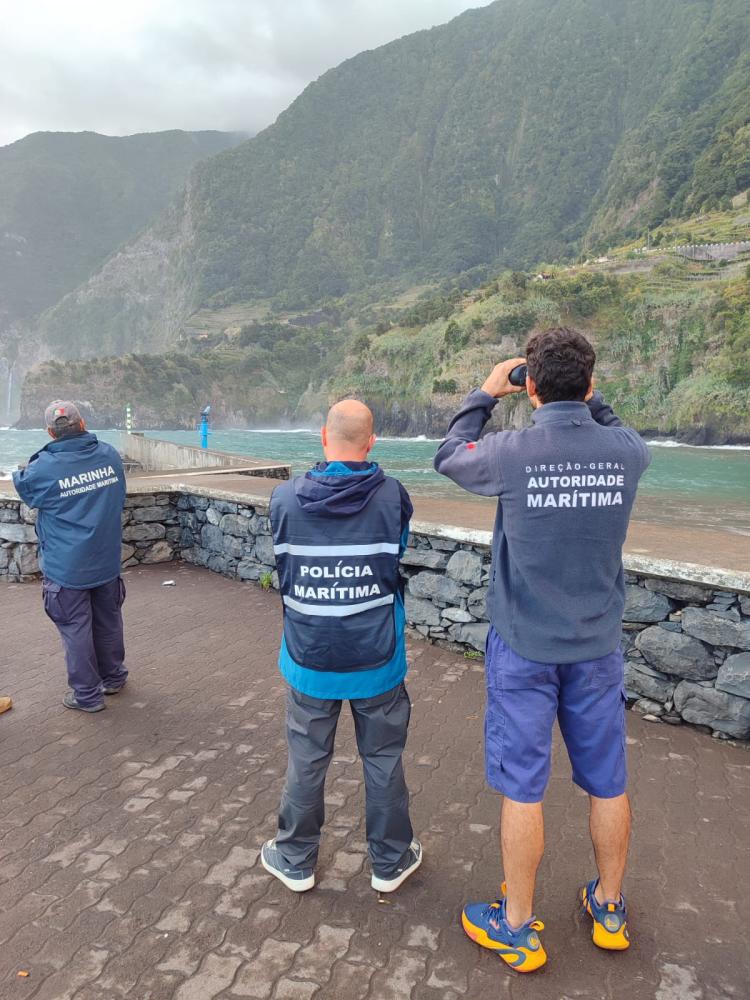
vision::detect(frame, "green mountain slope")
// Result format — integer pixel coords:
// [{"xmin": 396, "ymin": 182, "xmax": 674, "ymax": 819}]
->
[
  {"xmin": 21, "ymin": 250, "xmax": 750, "ymax": 443},
  {"xmin": 33, "ymin": 0, "xmax": 750, "ymax": 360},
  {"xmin": 0, "ymin": 129, "xmax": 246, "ymax": 330}
]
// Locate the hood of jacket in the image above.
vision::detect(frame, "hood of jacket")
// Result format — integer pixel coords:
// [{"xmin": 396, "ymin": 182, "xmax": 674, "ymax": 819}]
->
[{"xmin": 294, "ymin": 461, "xmax": 386, "ymax": 516}]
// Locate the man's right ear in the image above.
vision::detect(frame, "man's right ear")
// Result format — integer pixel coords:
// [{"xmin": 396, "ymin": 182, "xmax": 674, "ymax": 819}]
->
[{"xmin": 321, "ymin": 426, "xmax": 327, "ymax": 447}]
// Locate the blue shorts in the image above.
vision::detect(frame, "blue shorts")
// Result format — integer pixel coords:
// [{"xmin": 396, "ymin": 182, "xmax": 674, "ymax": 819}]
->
[{"xmin": 484, "ymin": 627, "xmax": 627, "ymax": 803}]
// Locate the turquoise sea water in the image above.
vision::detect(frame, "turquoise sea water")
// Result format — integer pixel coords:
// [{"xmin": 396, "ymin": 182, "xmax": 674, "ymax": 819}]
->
[{"xmin": 2, "ymin": 427, "xmax": 749, "ymax": 533}]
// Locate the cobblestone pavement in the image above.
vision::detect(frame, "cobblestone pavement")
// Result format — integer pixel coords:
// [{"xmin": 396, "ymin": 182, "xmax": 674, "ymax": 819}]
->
[{"xmin": 1, "ymin": 563, "xmax": 749, "ymax": 1000}]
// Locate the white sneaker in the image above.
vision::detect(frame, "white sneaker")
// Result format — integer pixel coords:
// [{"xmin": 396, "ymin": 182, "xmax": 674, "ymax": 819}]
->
[
  {"xmin": 371, "ymin": 840, "xmax": 423, "ymax": 892},
  {"xmin": 261, "ymin": 839, "xmax": 315, "ymax": 892}
]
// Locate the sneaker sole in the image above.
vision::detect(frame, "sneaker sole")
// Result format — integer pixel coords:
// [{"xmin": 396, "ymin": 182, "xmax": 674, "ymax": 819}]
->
[
  {"xmin": 461, "ymin": 912, "xmax": 547, "ymax": 972},
  {"xmin": 261, "ymin": 852, "xmax": 314, "ymax": 893},
  {"xmin": 371, "ymin": 849, "xmax": 423, "ymax": 893}
]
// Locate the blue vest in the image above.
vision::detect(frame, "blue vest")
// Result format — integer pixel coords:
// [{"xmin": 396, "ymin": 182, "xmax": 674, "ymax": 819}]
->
[{"xmin": 270, "ymin": 476, "xmax": 403, "ymax": 672}]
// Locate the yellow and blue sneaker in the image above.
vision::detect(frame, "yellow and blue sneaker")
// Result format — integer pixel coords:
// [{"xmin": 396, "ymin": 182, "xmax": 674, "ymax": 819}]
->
[
  {"xmin": 581, "ymin": 878, "xmax": 630, "ymax": 950},
  {"xmin": 462, "ymin": 883, "xmax": 547, "ymax": 973}
]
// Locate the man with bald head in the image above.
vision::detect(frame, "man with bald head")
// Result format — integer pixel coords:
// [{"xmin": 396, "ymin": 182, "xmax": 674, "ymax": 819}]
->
[{"xmin": 263, "ymin": 399, "xmax": 422, "ymax": 894}]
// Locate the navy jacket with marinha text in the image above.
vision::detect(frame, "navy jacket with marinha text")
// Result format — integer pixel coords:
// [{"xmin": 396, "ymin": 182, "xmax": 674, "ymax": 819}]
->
[
  {"xmin": 434, "ymin": 390, "xmax": 651, "ymax": 663},
  {"xmin": 13, "ymin": 432, "xmax": 126, "ymax": 589}
]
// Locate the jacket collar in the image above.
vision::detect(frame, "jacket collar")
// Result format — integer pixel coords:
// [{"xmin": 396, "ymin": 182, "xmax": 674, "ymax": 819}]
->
[
  {"xmin": 43, "ymin": 431, "xmax": 98, "ymax": 453},
  {"xmin": 531, "ymin": 401, "xmax": 592, "ymax": 426}
]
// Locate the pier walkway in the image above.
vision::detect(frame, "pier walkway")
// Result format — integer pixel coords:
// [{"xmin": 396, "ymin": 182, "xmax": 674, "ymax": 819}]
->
[{"xmin": 1, "ymin": 564, "xmax": 749, "ymax": 999}]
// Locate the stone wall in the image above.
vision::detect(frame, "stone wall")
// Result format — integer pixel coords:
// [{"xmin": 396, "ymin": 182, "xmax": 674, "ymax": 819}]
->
[
  {"xmin": 1, "ymin": 493, "xmax": 181, "ymax": 579},
  {"xmin": 3, "ymin": 487, "xmax": 750, "ymax": 740},
  {"xmin": 0, "ymin": 497, "xmax": 39, "ymax": 578}
]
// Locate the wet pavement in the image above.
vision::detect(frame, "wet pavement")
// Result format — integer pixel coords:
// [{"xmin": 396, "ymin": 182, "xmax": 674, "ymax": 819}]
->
[{"xmin": 1, "ymin": 563, "xmax": 749, "ymax": 999}]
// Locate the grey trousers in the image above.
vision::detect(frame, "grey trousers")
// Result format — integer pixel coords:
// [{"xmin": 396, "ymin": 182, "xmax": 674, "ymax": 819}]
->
[
  {"xmin": 276, "ymin": 682, "xmax": 413, "ymax": 877},
  {"xmin": 42, "ymin": 576, "xmax": 128, "ymax": 708}
]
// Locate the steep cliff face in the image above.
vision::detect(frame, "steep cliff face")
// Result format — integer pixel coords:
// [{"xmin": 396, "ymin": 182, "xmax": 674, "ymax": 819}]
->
[{"xmin": 0, "ymin": 129, "xmax": 245, "ymax": 329}]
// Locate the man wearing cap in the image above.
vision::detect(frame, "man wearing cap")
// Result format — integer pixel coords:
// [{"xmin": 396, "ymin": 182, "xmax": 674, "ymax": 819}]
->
[{"xmin": 13, "ymin": 402, "xmax": 128, "ymax": 713}]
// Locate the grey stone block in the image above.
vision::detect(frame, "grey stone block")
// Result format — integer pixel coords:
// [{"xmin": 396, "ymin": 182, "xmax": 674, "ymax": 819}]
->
[
  {"xmin": 254, "ymin": 534, "xmax": 276, "ymax": 565},
  {"xmin": 644, "ymin": 578, "xmax": 712, "ymax": 604},
  {"xmin": 219, "ymin": 513, "xmax": 250, "ymax": 538},
  {"xmin": 681, "ymin": 607, "xmax": 750, "ymax": 649},
  {"xmin": 400, "ymin": 548, "xmax": 450, "ymax": 569},
  {"xmin": 632, "ymin": 698, "xmax": 664, "ymax": 717},
  {"xmin": 657, "ymin": 621, "xmax": 682, "ymax": 632},
  {"xmin": 131, "ymin": 506, "xmax": 168, "ymax": 523},
  {"xmin": 206, "ymin": 506, "xmax": 222, "ymax": 525},
  {"xmin": 0, "ymin": 522, "xmax": 37, "ymax": 543},
  {"xmin": 200, "ymin": 523, "xmax": 224, "ymax": 553},
  {"xmin": 122, "ymin": 522, "xmax": 166, "ymax": 542},
  {"xmin": 426, "ymin": 536, "xmax": 459, "ymax": 551},
  {"xmin": 121, "ymin": 543, "xmax": 136, "ymax": 563},
  {"xmin": 674, "ymin": 681, "xmax": 750, "ymax": 739},
  {"xmin": 212, "ymin": 500, "xmax": 239, "ymax": 514},
  {"xmin": 124, "ymin": 494, "xmax": 161, "ymax": 508},
  {"xmin": 715, "ymin": 652, "xmax": 750, "ymax": 700},
  {"xmin": 140, "ymin": 541, "xmax": 174, "ymax": 564},
  {"xmin": 0, "ymin": 547, "xmax": 12, "ymax": 571},
  {"xmin": 405, "ymin": 594, "xmax": 441, "ymax": 626},
  {"xmin": 19, "ymin": 504, "xmax": 37, "ymax": 524},
  {"xmin": 207, "ymin": 553, "xmax": 233, "ymax": 576},
  {"xmin": 408, "ymin": 571, "xmax": 467, "ymax": 608},
  {"xmin": 0, "ymin": 509, "xmax": 20, "ymax": 522},
  {"xmin": 448, "ymin": 622, "xmax": 488, "ymax": 652},
  {"xmin": 623, "ymin": 585, "xmax": 671, "ymax": 623},
  {"xmin": 441, "ymin": 607, "xmax": 474, "ymax": 623},
  {"xmin": 223, "ymin": 534, "xmax": 245, "ymax": 559},
  {"xmin": 446, "ymin": 550, "xmax": 483, "ymax": 586},
  {"xmin": 740, "ymin": 596, "xmax": 750, "ymax": 617},
  {"xmin": 237, "ymin": 561, "xmax": 274, "ymax": 582},
  {"xmin": 13, "ymin": 544, "xmax": 39, "ymax": 576},
  {"xmin": 468, "ymin": 587, "xmax": 488, "ymax": 618},
  {"xmin": 624, "ymin": 660, "xmax": 676, "ymax": 703},
  {"xmin": 635, "ymin": 626, "xmax": 716, "ymax": 681}
]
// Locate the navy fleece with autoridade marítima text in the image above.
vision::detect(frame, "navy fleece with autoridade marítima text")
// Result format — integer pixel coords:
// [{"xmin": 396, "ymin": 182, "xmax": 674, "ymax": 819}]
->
[{"xmin": 434, "ymin": 390, "xmax": 651, "ymax": 663}]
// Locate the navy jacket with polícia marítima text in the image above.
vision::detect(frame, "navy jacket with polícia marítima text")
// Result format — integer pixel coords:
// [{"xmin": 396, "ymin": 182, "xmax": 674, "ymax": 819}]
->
[
  {"xmin": 270, "ymin": 461, "xmax": 413, "ymax": 699},
  {"xmin": 12, "ymin": 432, "xmax": 126, "ymax": 589},
  {"xmin": 434, "ymin": 390, "xmax": 651, "ymax": 663}
]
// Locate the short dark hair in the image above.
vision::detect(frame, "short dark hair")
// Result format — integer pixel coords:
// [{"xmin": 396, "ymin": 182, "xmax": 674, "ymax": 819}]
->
[
  {"xmin": 50, "ymin": 420, "xmax": 84, "ymax": 439},
  {"xmin": 524, "ymin": 327, "xmax": 595, "ymax": 403}
]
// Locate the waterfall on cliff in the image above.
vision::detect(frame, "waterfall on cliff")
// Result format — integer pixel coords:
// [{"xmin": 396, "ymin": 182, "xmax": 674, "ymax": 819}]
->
[{"xmin": 6, "ymin": 362, "xmax": 13, "ymax": 424}]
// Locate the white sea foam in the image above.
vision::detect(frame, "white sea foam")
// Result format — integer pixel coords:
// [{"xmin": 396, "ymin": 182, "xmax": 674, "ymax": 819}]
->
[
  {"xmin": 379, "ymin": 434, "xmax": 441, "ymax": 443},
  {"xmin": 645, "ymin": 439, "xmax": 750, "ymax": 451},
  {"xmin": 243, "ymin": 427, "xmax": 318, "ymax": 434}
]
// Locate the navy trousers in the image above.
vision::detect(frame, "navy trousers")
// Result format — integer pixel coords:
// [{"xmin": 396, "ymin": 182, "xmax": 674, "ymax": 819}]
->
[
  {"xmin": 276, "ymin": 682, "xmax": 413, "ymax": 877},
  {"xmin": 42, "ymin": 576, "xmax": 128, "ymax": 708}
]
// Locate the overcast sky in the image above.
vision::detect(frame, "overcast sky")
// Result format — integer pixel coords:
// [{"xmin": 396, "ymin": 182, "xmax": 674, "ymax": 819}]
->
[{"xmin": 0, "ymin": 0, "xmax": 493, "ymax": 147}]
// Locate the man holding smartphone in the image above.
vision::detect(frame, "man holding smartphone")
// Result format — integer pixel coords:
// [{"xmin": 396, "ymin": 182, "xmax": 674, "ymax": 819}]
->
[{"xmin": 435, "ymin": 327, "xmax": 650, "ymax": 973}]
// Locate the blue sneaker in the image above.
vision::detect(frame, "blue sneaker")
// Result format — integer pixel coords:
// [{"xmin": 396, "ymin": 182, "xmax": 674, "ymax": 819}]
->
[
  {"xmin": 581, "ymin": 878, "xmax": 630, "ymax": 950},
  {"xmin": 63, "ymin": 691, "xmax": 105, "ymax": 713},
  {"xmin": 261, "ymin": 839, "xmax": 315, "ymax": 892},
  {"xmin": 462, "ymin": 883, "xmax": 547, "ymax": 973},
  {"xmin": 371, "ymin": 839, "xmax": 423, "ymax": 893}
]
